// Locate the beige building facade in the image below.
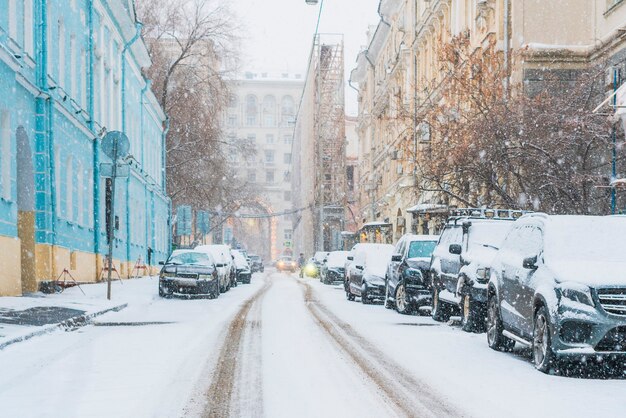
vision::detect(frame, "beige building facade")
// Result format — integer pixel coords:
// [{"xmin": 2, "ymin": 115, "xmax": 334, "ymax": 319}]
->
[
  {"xmin": 225, "ymin": 73, "xmax": 304, "ymax": 261},
  {"xmin": 351, "ymin": 0, "xmax": 626, "ymax": 240}
]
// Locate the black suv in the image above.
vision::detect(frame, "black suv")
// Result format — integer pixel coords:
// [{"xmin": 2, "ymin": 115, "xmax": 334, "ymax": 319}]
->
[
  {"xmin": 384, "ymin": 234, "xmax": 438, "ymax": 315},
  {"xmin": 430, "ymin": 209, "xmax": 522, "ymax": 332},
  {"xmin": 487, "ymin": 214, "xmax": 626, "ymax": 374}
]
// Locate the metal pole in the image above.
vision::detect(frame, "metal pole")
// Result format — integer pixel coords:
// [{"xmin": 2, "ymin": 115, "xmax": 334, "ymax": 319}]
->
[
  {"xmin": 106, "ymin": 140, "xmax": 118, "ymax": 300},
  {"xmin": 612, "ymin": 68, "xmax": 618, "ymax": 214}
]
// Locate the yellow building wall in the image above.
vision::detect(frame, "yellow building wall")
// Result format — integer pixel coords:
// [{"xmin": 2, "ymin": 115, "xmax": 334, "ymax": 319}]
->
[{"xmin": 0, "ymin": 235, "xmax": 22, "ymax": 296}]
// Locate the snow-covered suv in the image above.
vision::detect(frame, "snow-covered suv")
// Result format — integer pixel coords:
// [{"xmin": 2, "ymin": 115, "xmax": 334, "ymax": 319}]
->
[
  {"xmin": 487, "ymin": 214, "xmax": 626, "ymax": 374},
  {"xmin": 430, "ymin": 211, "xmax": 517, "ymax": 332}
]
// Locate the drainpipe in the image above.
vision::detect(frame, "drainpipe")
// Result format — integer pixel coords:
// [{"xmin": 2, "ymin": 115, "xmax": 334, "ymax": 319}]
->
[
  {"xmin": 88, "ymin": 0, "xmax": 101, "ymax": 263},
  {"xmin": 140, "ymin": 80, "xmax": 151, "ymax": 168},
  {"xmin": 121, "ymin": 23, "xmax": 142, "ymax": 270}
]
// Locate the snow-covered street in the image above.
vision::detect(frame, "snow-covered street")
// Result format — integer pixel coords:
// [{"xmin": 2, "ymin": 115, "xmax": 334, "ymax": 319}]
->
[{"xmin": 1, "ymin": 270, "xmax": 625, "ymax": 418}]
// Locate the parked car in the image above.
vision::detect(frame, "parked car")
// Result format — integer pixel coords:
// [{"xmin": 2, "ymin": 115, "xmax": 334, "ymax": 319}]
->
[
  {"xmin": 276, "ymin": 256, "xmax": 298, "ymax": 272},
  {"xmin": 158, "ymin": 250, "xmax": 219, "ymax": 298},
  {"xmin": 430, "ymin": 210, "xmax": 520, "ymax": 332},
  {"xmin": 320, "ymin": 251, "xmax": 350, "ymax": 284},
  {"xmin": 310, "ymin": 251, "xmax": 329, "ymax": 277},
  {"xmin": 232, "ymin": 250, "xmax": 252, "ymax": 284},
  {"xmin": 487, "ymin": 214, "xmax": 626, "ymax": 374},
  {"xmin": 195, "ymin": 245, "xmax": 234, "ymax": 292},
  {"xmin": 249, "ymin": 254, "xmax": 264, "ymax": 273},
  {"xmin": 385, "ymin": 234, "xmax": 439, "ymax": 315},
  {"xmin": 345, "ymin": 244, "xmax": 395, "ymax": 304}
]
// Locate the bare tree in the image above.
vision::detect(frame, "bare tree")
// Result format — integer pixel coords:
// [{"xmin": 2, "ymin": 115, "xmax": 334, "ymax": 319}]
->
[{"xmin": 137, "ymin": 0, "xmax": 256, "ymax": 212}]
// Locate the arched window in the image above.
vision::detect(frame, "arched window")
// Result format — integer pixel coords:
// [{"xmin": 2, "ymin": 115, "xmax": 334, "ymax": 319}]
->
[
  {"xmin": 262, "ymin": 95, "xmax": 276, "ymax": 127},
  {"xmin": 66, "ymin": 155, "xmax": 73, "ymax": 221},
  {"xmin": 87, "ymin": 169, "xmax": 93, "ymax": 227},
  {"xmin": 245, "ymin": 95, "xmax": 257, "ymax": 126},
  {"xmin": 0, "ymin": 111, "xmax": 11, "ymax": 200},
  {"xmin": 281, "ymin": 95, "xmax": 295, "ymax": 125}
]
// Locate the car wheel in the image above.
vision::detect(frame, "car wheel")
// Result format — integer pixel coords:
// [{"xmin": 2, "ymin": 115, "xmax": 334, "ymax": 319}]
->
[
  {"xmin": 395, "ymin": 284, "xmax": 412, "ymax": 315},
  {"xmin": 346, "ymin": 291, "xmax": 355, "ymax": 301},
  {"xmin": 486, "ymin": 295, "xmax": 515, "ymax": 352},
  {"xmin": 384, "ymin": 279, "xmax": 394, "ymax": 309},
  {"xmin": 361, "ymin": 290, "xmax": 370, "ymax": 304},
  {"xmin": 461, "ymin": 295, "xmax": 486, "ymax": 333},
  {"xmin": 431, "ymin": 287, "xmax": 452, "ymax": 322},
  {"xmin": 159, "ymin": 287, "xmax": 166, "ymax": 297},
  {"xmin": 533, "ymin": 305, "xmax": 558, "ymax": 373}
]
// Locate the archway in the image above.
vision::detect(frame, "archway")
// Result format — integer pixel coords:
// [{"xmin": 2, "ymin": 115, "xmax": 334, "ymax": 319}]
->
[{"xmin": 16, "ymin": 126, "xmax": 36, "ymax": 292}]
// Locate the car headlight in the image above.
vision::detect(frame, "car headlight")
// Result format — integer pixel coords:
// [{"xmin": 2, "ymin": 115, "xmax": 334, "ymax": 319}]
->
[
  {"xmin": 304, "ymin": 264, "xmax": 317, "ymax": 275},
  {"xmin": 405, "ymin": 268, "xmax": 423, "ymax": 279},
  {"xmin": 160, "ymin": 272, "xmax": 175, "ymax": 278},
  {"xmin": 558, "ymin": 282, "xmax": 594, "ymax": 307}
]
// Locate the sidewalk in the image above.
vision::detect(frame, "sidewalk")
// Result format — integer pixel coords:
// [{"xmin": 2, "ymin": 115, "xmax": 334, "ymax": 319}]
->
[{"xmin": 0, "ymin": 277, "xmax": 157, "ymax": 349}]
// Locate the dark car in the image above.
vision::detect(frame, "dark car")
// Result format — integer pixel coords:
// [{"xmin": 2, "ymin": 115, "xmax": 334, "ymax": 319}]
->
[
  {"xmin": 345, "ymin": 244, "xmax": 394, "ymax": 304},
  {"xmin": 232, "ymin": 250, "xmax": 252, "ymax": 284},
  {"xmin": 158, "ymin": 250, "xmax": 219, "ymax": 298},
  {"xmin": 320, "ymin": 251, "xmax": 349, "ymax": 284},
  {"xmin": 385, "ymin": 234, "xmax": 438, "ymax": 315},
  {"xmin": 249, "ymin": 254, "xmax": 264, "ymax": 272},
  {"xmin": 430, "ymin": 209, "xmax": 521, "ymax": 332},
  {"xmin": 487, "ymin": 214, "xmax": 626, "ymax": 374}
]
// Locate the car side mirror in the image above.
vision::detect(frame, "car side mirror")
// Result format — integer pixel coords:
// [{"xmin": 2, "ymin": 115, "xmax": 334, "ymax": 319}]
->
[
  {"xmin": 347, "ymin": 256, "xmax": 354, "ymax": 261},
  {"xmin": 391, "ymin": 254, "xmax": 402, "ymax": 262},
  {"xmin": 523, "ymin": 256, "xmax": 538, "ymax": 270},
  {"xmin": 449, "ymin": 244, "xmax": 462, "ymax": 255},
  {"xmin": 158, "ymin": 261, "xmax": 165, "ymax": 265}
]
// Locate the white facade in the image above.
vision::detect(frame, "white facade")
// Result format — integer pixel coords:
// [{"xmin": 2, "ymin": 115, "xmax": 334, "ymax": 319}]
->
[{"xmin": 225, "ymin": 72, "xmax": 304, "ymax": 260}]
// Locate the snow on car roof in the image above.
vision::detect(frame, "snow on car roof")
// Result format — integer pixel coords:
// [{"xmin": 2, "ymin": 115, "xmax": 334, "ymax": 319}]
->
[
  {"xmin": 403, "ymin": 234, "xmax": 439, "ymax": 242},
  {"xmin": 327, "ymin": 251, "xmax": 350, "ymax": 267}
]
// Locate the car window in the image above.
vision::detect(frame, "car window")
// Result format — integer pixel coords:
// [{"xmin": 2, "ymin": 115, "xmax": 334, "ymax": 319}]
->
[
  {"xmin": 499, "ymin": 225, "xmax": 525, "ymax": 254},
  {"xmin": 408, "ymin": 240, "xmax": 437, "ymax": 258},
  {"xmin": 167, "ymin": 252, "xmax": 213, "ymax": 266},
  {"xmin": 438, "ymin": 227, "xmax": 453, "ymax": 246},
  {"xmin": 521, "ymin": 226, "xmax": 543, "ymax": 256}
]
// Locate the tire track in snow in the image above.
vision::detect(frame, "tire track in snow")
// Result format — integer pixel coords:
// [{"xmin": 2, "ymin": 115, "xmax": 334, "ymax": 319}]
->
[
  {"xmin": 202, "ymin": 275, "xmax": 273, "ymax": 418},
  {"xmin": 299, "ymin": 280, "xmax": 466, "ymax": 418}
]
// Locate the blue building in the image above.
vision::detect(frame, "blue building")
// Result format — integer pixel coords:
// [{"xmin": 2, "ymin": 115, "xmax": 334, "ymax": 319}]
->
[{"xmin": 0, "ymin": 0, "xmax": 170, "ymax": 295}]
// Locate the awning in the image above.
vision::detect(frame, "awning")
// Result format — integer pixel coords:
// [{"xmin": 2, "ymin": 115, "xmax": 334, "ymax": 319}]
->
[{"xmin": 406, "ymin": 203, "xmax": 448, "ymax": 214}]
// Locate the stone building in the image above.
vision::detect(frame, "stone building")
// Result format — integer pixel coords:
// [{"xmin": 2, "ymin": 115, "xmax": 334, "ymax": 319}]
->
[
  {"xmin": 224, "ymin": 72, "xmax": 304, "ymax": 261},
  {"xmin": 0, "ymin": 0, "xmax": 169, "ymax": 296},
  {"xmin": 350, "ymin": 0, "xmax": 626, "ymax": 240}
]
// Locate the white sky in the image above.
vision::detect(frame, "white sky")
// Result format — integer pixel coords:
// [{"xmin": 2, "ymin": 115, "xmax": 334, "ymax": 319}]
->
[{"xmin": 230, "ymin": 0, "xmax": 380, "ymax": 115}]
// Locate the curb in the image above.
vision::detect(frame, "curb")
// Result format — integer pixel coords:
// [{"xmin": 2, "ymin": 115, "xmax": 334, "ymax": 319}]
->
[{"xmin": 0, "ymin": 303, "xmax": 128, "ymax": 350}]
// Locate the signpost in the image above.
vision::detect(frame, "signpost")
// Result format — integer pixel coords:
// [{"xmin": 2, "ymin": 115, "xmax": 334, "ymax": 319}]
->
[{"xmin": 100, "ymin": 131, "xmax": 130, "ymax": 300}]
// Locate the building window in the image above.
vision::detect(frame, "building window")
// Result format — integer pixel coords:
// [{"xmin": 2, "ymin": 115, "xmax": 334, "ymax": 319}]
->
[
  {"xmin": 281, "ymin": 95, "xmax": 295, "ymax": 125},
  {"xmin": 24, "ymin": 0, "xmax": 34, "ymax": 55},
  {"xmin": 58, "ymin": 19, "xmax": 65, "ymax": 85},
  {"xmin": 247, "ymin": 170, "xmax": 256, "ymax": 182},
  {"xmin": 246, "ymin": 95, "xmax": 258, "ymax": 126},
  {"xmin": 228, "ymin": 115, "xmax": 237, "ymax": 127},
  {"xmin": 262, "ymin": 95, "xmax": 276, "ymax": 127},
  {"xmin": 0, "ymin": 111, "xmax": 11, "ymax": 200},
  {"xmin": 246, "ymin": 133, "xmax": 256, "ymax": 143},
  {"xmin": 284, "ymin": 229, "xmax": 292, "ymax": 240},
  {"xmin": 265, "ymin": 170, "xmax": 274, "ymax": 184},
  {"xmin": 8, "ymin": 0, "xmax": 17, "ymax": 40},
  {"xmin": 65, "ymin": 155, "xmax": 73, "ymax": 221},
  {"xmin": 264, "ymin": 150, "xmax": 275, "ymax": 164},
  {"xmin": 54, "ymin": 146, "xmax": 61, "ymax": 213},
  {"xmin": 70, "ymin": 35, "xmax": 77, "ymax": 98},
  {"xmin": 283, "ymin": 134, "xmax": 292, "ymax": 145},
  {"xmin": 283, "ymin": 153, "xmax": 292, "ymax": 164},
  {"xmin": 347, "ymin": 166, "xmax": 354, "ymax": 192},
  {"xmin": 266, "ymin": 134, "xmax": 274, "ymax": 144},
  {"xmin": 76, "ymin": 161, "xmax": 84, "ymax": 225},
  {"xmin": 283, "ymin": 171, "xmax": 291, "ymax": 182},
  {"xmin": 284, "ymin": 191, "xmax": 291, "ymax": 201},
  {"xmin": 80, "ymin": 50, "xmax": 87, "ymax": 107},
  {"xmin": 228, "ymin": 94, "xmax": 238, "ymax": 108}
]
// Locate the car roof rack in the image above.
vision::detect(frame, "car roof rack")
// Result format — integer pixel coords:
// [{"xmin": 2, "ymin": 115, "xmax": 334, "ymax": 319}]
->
[{"xmin": 446, "ymin": 208, "xmax": 531, "ymax": 224}]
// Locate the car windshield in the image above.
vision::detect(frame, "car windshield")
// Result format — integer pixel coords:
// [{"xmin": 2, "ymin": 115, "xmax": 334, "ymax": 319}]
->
[
  {"xmin": 167, "ymin": 252, "xmax": 212, "ymax": 266},
  {"xmin": 546, "ymin": 216, "xmax": 626, "ymax": 262},
  {"xmin": 407, "ymin": 241, "xmax": 437, "ymax": 259},
  {"xmin": 250, "ymin": 255, "xmax": 260, "ymax": 261},
  {"xmin": 467, "ymin": 222, "xmax": 512, "ymax": 250}
]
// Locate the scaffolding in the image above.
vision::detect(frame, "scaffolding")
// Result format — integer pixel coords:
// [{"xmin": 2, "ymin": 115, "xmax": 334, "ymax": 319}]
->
[{"xmin": 313, "ymin": 35, "xmax": 346, "ymax": 251}]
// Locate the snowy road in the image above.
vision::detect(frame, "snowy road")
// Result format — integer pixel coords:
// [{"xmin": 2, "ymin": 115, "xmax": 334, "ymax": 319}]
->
[{"xmin": 1, "ymin": 271, "xmax": 625, "ymax": 417}]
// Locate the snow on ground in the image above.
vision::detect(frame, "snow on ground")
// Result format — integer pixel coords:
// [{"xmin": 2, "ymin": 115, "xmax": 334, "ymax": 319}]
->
[
  {"xmin": 1, "ymin": 271, "xmax": 625, "ymax": 418},
  {"xmin": 0, "ymin": 275, "xmax": 264, "ymax": 418},
  {"xmin": 307, "ymin": 280, "xmax": 626, "ymax": 418}
]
